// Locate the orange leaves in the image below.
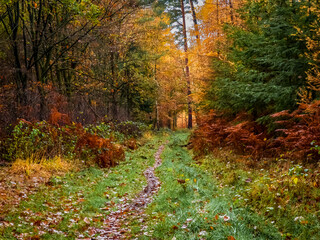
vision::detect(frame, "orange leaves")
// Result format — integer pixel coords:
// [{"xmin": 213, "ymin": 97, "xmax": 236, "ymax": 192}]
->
[
  {"xmin": 191, "ymin": 100, "xmax": 320, "ymax": 161},
  {"xmin": 190, "ymin": 111, "xmax": 268, "ymax": 160},
  {"xmin": 271, "ymin": 101, "xmax": 320, "ymax": 160},
  {"xmin": 48, "ymin": 108, "xmax": 71, "ymax": 126},
  {"xmin": 76, "ymin": 131, "xmax": 125, "ymax": 168}
]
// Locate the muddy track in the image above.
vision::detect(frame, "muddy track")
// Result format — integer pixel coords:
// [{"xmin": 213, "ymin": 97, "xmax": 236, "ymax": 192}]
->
[{"xmin": 86, "ymin": 144, "xmax": 166, "ymax": 239}]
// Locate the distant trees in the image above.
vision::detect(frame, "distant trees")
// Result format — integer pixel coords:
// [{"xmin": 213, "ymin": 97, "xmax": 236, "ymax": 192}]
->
[{"xmin": 153, "ymin": 0, "xmax": 199, "ymax": 129}]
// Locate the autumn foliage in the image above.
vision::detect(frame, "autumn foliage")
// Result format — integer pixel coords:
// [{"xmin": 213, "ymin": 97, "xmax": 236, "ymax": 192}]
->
[
  {"xmin": 190, "ymin": 111, "xmax": 269, "ymax": 159},
  {"xmin": 76, "ymin": 132, "xmax": 124, "ymax": 168},
  {"xmin": 191, "ymin": 101, "xmax": 320, "ymax": 161},
  {"xmin": 271, "ymin": 101, "xmax": 320, "ymax": 160},
  {"xmin": 2, "ymin": 108, "xmax": 128, "ymax": 168}
]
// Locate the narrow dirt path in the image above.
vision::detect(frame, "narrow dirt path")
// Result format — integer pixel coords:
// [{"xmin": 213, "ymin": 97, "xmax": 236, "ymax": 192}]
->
[{"xmin": 87, "ymin": 144, "xmax": 166, "ymax": 239}]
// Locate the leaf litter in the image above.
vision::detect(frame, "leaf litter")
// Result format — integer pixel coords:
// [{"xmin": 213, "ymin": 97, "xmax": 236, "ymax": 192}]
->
[{"xmin": 83, "ymin": 144, "xmax": 166, "ymax": 239}]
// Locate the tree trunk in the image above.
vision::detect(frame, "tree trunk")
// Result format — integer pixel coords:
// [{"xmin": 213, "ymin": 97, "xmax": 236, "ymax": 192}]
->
[
  {"xmin": 228, "ymin": 0, "xmax": 234, "ymax": 23},
  {"xmin": 180, "ymin": 0, "xmax": 193, "ymax": 129},
  {"xmin": 110, "ymin": 51, "xmax": 118, "ymax": 120},
  {"xmin": 154, "ymin": 61, "xmax": 160, "ymax": 130},
  {"xmin": 7, "ymin": 3, "xmax": 28, "ymax": 106},
  {"xmin": 189, "ymin": 0, "xmax": 200, "ymax": 46}
]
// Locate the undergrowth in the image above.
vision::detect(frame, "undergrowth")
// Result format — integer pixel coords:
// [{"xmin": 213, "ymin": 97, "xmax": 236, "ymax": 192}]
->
[
  {"xmin": 191, "ymin": 101, "xmax": 320, "ymax": 161},
  {"xmin": 11, "ymin": 155, "xmax": 75, "ymax": 177},
  {"xmin": 197, "ymin": 151, "xmax": 320, "ymax": 239},
  {"xmin": 1, "ymin": 116, "xmax": 148, "ymax": 168}
]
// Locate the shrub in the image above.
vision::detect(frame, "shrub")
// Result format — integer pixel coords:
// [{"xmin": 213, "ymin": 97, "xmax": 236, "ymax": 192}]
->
[
  {"xmin": 270, "ymin": 100, "xmax": 320, "ymax": 160},
  {"xmin": 75, "ymin": 132, "xmax": 125, "ymax": 167},
  {"xmin": 113, "ymin": 121, "xmax": 148, "ymax": 139},
  {"xmin": 190, "ymin": 111, "xmax": 269, "ymax": 159},
  {"xmin": 85, "ymin": 121, "xmax": 148, "ymax": 143},
  {"xmin": 4, "ymin": 120, "xmax": 125, "ymax": 168},
  {"xmin": 5, "ymin": 120, "xmax": 77, "ymax": 161}
]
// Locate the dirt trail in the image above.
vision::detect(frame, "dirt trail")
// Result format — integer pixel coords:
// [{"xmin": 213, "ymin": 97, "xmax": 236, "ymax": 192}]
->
[{"xmin": 86, "ymin": 144, "xmax": 166, "ymax": 239}]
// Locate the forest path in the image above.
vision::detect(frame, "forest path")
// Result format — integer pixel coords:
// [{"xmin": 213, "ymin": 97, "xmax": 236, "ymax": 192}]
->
[
  {"xmin": 0, "ymin": 134, "xmax": 167, "ymax": 240},
  {"xmin": 90, "ymin": 144, "xmax": 166, "ymax": 239},
  {"xmin": 135, "ymin": 131, "xmax": 282, "ymax": 240},
  {"xmin": 0, "ymin": 132, "xmax": 283, "ymax": 239}
]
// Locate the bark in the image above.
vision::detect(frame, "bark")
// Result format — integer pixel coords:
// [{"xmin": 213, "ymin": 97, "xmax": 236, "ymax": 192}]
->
[
  {"xmin": 110, "ymin": 51, "xmax": 118, "ymax": 120},
  {"xmin": 228, "ymin": 0, "xmax": 234, "ymax": 23},
  {"xmin": 189, "ymin": 0, "xmax": 200, "ymax": 46},
  {"xmin": 154, "ymin": 62, "xmax": 160, "ymax": 130},
  {"xmin": 180, "ymin": 0, "xmax": 193, "ymax": 129},
  {"xmin": 6, "ymin": 3, "xmax": 28, "ymax": 106}
]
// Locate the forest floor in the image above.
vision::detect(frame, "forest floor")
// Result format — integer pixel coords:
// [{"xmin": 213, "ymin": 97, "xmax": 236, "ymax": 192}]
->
[{"xmin": 0, "ymin": 131, "xmax": 319, "ymax": 239}]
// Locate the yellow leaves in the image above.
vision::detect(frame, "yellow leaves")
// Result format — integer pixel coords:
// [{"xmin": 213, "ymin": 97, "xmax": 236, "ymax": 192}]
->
[{"xmin": 206, "ymin": 51, "xmax": 218, "ymax": 57}]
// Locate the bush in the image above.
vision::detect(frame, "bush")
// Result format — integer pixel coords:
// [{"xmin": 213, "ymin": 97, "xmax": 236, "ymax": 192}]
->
[
  {"xmin": 113, "ymin": 121, "xmax": 148, "ymax": 139},
  {"xmin": 5, "ymin": 120, "xmax": 77, "ymax": 161},
  {"xmin": 190, "ymin": 111, "xmax": 269, "ymax": 159},
  {"xmin": 3, "ymin": 120, "xmax": 125, "ymax": 168},
  {"xmin": 85, "ymin": 121, "xmax": 148, "ymax": 143}
]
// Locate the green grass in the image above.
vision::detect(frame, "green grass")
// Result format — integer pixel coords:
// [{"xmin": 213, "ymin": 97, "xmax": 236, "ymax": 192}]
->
[
  {"xmin": 198, "ymin": 154, "xmax": 320, "ymax": 240},
  {"xmin": 2, "ymin": 130, "xmax": 317, "ymax": 239},
  {"xmin": 141, "ymin": 131, "xmax": 281, "ymax": 240},
  {"xmin": 0, "ymin": 133, "xmax": 167, "ymax": 239}
]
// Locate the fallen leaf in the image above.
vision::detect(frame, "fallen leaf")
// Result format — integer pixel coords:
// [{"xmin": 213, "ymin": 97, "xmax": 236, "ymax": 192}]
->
[{"xmin": 83, "ymin": 217, "xmax": 90, "ymax": 224}]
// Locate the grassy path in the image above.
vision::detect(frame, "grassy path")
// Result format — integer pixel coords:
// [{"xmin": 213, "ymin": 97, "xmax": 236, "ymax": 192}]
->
[
  {"xmin": 1, "ymin": 131, "xmax": 286, "ymax": 239},
  {"xmin": 90, "ymin": 143, "xmax": 166, "ymax": 239},
  {"xmin": 139, "ymin": 131, "xmax": 281, "ymax": 240},
  {"xmin": 0, "ymin": 133, "xmax": 167, "ymax": 239}
]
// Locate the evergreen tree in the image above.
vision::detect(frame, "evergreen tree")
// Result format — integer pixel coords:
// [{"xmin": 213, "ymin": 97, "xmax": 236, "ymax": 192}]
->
[{"xmin": 208, "ymin": 0, "xmax": 311, "ymax": 117}]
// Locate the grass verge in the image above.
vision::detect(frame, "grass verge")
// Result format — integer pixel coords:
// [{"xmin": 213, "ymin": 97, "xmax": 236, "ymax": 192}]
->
[{"xmin": 197, "ymin": 151, "xmax": 320, "ymax": 239}]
